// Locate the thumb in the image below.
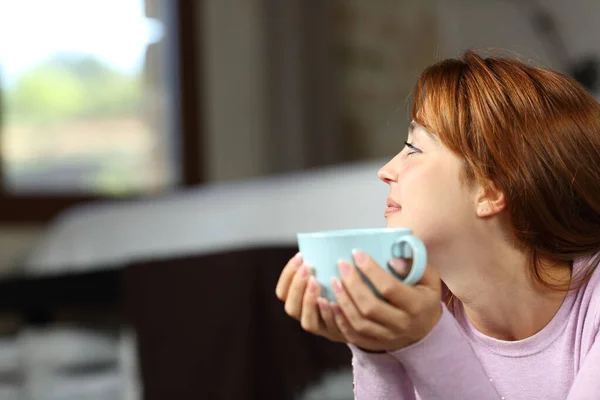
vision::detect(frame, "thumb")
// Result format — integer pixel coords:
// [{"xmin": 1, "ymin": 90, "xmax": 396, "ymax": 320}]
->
[
  {"xmin": 387, "ymin": 258, "xmax": 440, "ymax": 289},
  {"xmin": 387, "ymin": 257, "xmax": 411, "ymax": 278}
]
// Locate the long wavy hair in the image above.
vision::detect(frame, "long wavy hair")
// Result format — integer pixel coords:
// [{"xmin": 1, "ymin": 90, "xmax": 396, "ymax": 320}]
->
[{"xmin": 411, "ymin": 50, "xmax": 600, "ymax": 296}]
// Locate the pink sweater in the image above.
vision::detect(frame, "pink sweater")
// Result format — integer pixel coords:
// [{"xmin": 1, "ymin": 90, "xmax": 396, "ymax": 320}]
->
[{"xmin": 351, "ymin": 258, "xmax": 600, "ymax": 399}]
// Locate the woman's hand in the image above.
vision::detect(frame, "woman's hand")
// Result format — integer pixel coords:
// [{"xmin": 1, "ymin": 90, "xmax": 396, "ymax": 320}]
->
[
  {"xmin": 275, "ymin": 252, "xmax": 346, "ymax": 343},
  {"xmin": 275, "ymin": 250, "xmax": 443, "ymax": 353},
  {"xmin": 332, "ymin": 249, "xmax": 442, "ymax": 352}
]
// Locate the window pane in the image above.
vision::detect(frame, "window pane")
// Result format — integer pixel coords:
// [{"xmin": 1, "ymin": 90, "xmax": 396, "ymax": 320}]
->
[{"xmin": 0, "ymin": 0, "xmax": 178, "ymax": 195}]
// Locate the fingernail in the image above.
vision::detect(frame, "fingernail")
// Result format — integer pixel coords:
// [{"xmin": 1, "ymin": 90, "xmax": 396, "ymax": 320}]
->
[
  {"xmin": 317, "ymin": 297, "xmax": 329, "ymax": 310},
  {"xmin": 332, "ymin": 304, "xmax": 342, "ymax": 315},
  {"xmin": 352, "ymin": 249, "xmax": 367, "ymax": 266},
  {"xmin": 299, "ymin": 264, "xmax": 309, "ymax": 278},
  {"xmin": 308, "ymin": 276, "xmax": 319, "ymax": 294},
  {"xmin": 388, "ymin": 257, "xmax": 410, "ymax": 277},
  {"xmin": 294, "ymin": 252, "xmax": 303, "ymax": 262},
  {"xmin": 333, "ymin": 279, "xmax": 344, "ymax": 293},
  {"xmin": 338, "ymin": 260, "xmax": 352, "ymax": 278}
]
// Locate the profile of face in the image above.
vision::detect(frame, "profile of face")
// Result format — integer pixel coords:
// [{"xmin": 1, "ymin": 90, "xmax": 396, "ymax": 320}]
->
[{"xmin": 378, "ymin": 122, "xmax": 483, "ymax": 252}]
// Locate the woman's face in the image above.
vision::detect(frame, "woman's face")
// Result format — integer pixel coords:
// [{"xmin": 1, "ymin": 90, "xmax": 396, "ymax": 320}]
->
[{"xmin": 378, "ymin": 122, "xmax": 479, "ymax": 250}]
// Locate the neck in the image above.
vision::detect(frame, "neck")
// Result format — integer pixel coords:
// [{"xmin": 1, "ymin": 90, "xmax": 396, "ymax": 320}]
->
[{"xmin": 432, "ymin": 234, "xmax": 572, "ymax": 341}]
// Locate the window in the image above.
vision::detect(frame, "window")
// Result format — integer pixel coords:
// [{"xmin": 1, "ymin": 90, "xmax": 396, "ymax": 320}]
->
[{"xmin": 0, "ymin": 0, "xmax": 201, "ymax": 222}]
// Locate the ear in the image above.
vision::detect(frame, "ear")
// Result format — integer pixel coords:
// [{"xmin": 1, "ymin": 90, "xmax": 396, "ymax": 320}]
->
[{"xmin": 476, "ymin": 181, "xmax": 506, "ymax": 218}]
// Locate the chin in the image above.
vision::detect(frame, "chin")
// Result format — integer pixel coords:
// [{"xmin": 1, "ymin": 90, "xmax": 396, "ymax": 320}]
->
[
  {"xmin": 386, "ymin": 216, "xmax": 423, "ymax": 239},
  {"xmin": 386, "ymin": 215, "xmax": 408, "ymax": 229}
]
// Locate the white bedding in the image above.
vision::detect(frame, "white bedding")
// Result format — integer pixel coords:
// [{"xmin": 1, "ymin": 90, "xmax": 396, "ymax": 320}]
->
[{"xmin": 23, "ymin": 159, "xmax": 390, "ymax": 276}]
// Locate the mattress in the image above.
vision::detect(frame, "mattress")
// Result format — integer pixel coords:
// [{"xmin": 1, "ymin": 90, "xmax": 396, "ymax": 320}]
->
[{"xmin": 23, "ymin": 159, "xmax": 390, "ymax": 276}]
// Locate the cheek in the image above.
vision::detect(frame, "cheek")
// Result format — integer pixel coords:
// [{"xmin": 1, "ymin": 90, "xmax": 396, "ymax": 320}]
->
[
  {"xmin": 386, "ymin": 165, "xmax": 436, "ymax": 228},
  {"xmin": 398, "ymin": 163, "xmax": 441, "ymax": 211},
  {"xmin": 390, "ymin": 162, "xmax": 471, "ymax": 239}
]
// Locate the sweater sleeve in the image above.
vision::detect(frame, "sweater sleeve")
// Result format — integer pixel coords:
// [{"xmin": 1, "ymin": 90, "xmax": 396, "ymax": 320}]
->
[
  {"xmin": 566, "ymin": 330, "xmax": 600, "ymax": 398},
  {"xmin": 349, "ymin": 344, "xmax": 416, "ymax": 399},
  {"xmin": 389, "ymin": 304, "xmax": 501, "ymax": 400}
]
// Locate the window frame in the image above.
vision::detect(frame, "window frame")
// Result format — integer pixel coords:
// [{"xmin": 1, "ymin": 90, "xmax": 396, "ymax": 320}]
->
[{"xmin": 0, "ymin": 0, "xmax": 204, "ymax": 224}]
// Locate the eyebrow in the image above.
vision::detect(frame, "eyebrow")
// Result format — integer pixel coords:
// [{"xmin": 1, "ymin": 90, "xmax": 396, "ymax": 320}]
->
[{"xmin": 408, "ymin": 121, "xmax": 417, "ymax": 136}]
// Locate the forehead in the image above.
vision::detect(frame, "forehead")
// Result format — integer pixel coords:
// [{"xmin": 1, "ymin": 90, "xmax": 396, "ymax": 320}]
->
[{"xmin": 408, "ymin": 121, "xmax": 438, "ymax": 142}]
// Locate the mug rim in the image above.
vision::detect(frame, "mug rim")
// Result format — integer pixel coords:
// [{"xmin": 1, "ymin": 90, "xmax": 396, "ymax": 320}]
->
[{"xmin": 297, "ymin": 228, "xmax": 413, "ymax": 238}]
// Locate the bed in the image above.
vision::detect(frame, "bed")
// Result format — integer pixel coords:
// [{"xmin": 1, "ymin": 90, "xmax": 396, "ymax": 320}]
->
[{"xmin": 6, "ymin": 159, "xmax": 389, "ymax": 399}]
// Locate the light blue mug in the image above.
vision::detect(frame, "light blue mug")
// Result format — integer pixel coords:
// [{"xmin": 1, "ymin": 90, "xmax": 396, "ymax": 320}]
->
[{"xmin": 297, "ymin": 228, "xmax": 427, "ymax": 302}]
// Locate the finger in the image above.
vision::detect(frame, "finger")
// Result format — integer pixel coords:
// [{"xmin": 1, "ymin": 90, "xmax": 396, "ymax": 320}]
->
[
  {"xmin": 388, "ymin": 257, "xmax": 440, "ymax": 289},
  {"xmin": 275, "ymin": 252, "xmax": 303, "ymax": 300},
  {"xmin": 300, "ymin": 276, "xmax": 322, "ymax": 333},
  {"xmin": 352, "ymin": 249, "xmax": 416, "ymax": 308},
  {"xmin": 332, "ymin": 305, "xmax": 384, "ymax": 351},
  {"xmin": 338, "ymin": 260, "xmax": 405, "ymax": 326},
  {"xmin": 317, "ymin": 297, "xmax": 344, "ymax": 341},
  {"xmin": 284, "ymin": 263, "xmax": 311, "ymax": 319},
  {"xmin": 332, "ymin": 278, "xmax": 396, "ymax": 340}
]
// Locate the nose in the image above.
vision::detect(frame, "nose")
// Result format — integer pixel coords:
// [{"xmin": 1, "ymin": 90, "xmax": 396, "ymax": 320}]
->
[{"xmin": 378, "ymin": 162, "xmax": 397, "ymax": 184}]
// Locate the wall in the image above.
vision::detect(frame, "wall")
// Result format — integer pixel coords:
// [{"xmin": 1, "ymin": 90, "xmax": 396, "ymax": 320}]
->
[
  {"xmin": 199, "ymin": 0, "xmax": 441, "ymax": 177},
  {"xmin": 199, "ymin": 0, "xmax": 600, "ymax": 174},
  {"xmin": 436, "ymin": 0, "xmax": 600, "ymax": 74},
  {"xmin": 332, "ymin": 0, "xmax": 439, "ymax": 160},
  {"xmin": 201, "ymin": 0, "xmax": 270, "ymax": 181}
]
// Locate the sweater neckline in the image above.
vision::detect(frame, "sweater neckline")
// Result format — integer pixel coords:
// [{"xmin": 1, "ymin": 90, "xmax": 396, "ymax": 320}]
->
[{"xmin": 453, "ymin": 261, "xmax": 583, "ymax": 358}]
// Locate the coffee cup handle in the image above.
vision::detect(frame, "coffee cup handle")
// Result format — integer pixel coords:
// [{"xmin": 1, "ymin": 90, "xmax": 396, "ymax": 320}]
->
[{"xmin": 389, "ymin": 236, "xmax": 427, "ymax": 285}]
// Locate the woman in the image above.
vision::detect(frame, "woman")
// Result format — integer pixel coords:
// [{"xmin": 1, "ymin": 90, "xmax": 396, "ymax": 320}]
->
[{"xmin": 275, "ymin": 50, "xmax": 600, "ymax": 399}]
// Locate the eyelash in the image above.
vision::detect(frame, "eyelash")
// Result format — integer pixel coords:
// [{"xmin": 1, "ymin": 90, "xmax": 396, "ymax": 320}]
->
[{"xmin": 404, "ymin": 141, "xmax": 421, "ymax": 156}]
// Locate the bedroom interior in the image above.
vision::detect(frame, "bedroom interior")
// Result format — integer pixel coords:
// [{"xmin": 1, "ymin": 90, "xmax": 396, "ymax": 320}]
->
[{"xmin": 0, "ymin": 0, "xmax": 598, "ymax": 399}]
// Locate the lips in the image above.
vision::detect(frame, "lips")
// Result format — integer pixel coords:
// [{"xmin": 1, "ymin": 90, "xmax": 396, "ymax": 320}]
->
[{"xmin": 384, "ymin": 197, "xmax": 401, "ymax": 217}]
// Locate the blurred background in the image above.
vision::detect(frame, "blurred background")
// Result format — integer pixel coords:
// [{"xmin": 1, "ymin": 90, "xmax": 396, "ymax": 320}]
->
[{"xmin": 0, "ymin": 0, "xmax": 598, "ymax": 399}]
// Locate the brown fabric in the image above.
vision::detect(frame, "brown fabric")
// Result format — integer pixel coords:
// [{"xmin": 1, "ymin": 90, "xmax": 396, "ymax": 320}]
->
[{"xmin": 123, "ymin": 247, "xmax": 351, "ymax": 400}]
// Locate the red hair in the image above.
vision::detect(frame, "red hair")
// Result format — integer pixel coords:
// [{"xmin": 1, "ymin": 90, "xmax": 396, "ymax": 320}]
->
[{"xmin": 412, "ymin": 50, "xmax": 600, "ymax": 290}]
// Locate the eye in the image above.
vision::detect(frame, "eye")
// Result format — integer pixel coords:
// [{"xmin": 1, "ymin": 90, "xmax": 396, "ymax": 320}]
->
[{"xmin": 404, "ymin": 141, "xmax": 421, "ymax": 156}]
